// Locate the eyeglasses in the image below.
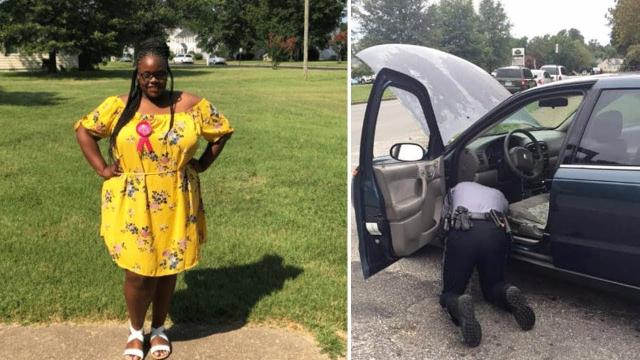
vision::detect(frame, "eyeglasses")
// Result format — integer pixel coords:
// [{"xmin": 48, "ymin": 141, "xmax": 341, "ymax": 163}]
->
[{"xmin": 138, "ymin": 71, "xmax": 168, "ymax": 81}]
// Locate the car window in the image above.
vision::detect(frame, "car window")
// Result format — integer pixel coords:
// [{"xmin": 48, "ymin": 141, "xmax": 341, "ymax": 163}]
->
[
  {"xmin": 574, "ymin": 89, "xmax": 640, "ymax": 166},
  {"xmin": 482, "ymin": 94, "xmax": 584, "ymax": 136},
  {"xmin": 541, "ymin": 66, "xmax": 557, "ymax": 75},
  {"xmin": 373, "ymin": 86, "xmax": 429, "ymax": 158},
  {"xmin": 496, "ymin": 68, "xmax": 521, "ymax": 77},
  {"xmin": 523, "ymin": 69, "xmax": 533, "ymax": 78}
]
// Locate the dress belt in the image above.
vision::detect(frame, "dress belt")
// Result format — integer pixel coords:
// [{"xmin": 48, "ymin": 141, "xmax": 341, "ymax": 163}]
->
[{"xmin": 122, "ymin": 168, "xmax": 184, "ymax": 175}]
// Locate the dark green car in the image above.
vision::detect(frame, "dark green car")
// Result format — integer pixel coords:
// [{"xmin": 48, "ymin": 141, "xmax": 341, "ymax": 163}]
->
[{"xmin": 354, "ymin": 44, "xmax": 640, "ymax": 293}]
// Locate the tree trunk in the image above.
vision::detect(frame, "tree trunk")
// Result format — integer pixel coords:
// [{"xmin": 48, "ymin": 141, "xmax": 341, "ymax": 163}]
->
[
  {"xmin": 47, "ymin": 49, "xmax": 57, "ymax": 73},
  {"xmin": 78, "ymin": 50, "xmax": 93, "ymax": 71}
]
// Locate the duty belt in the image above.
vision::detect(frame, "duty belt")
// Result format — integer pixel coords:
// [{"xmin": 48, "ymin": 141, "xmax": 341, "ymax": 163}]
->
[{"xmin": 444, "ymin": 206, "xmax": 511, "ymax": 233}]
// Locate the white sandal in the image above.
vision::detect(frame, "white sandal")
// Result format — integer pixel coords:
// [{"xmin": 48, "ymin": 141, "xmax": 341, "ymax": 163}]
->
[
  {"xmin": 150, "ymin": 325, "xmax": 172, "ymax": 359},
  {"xmin": 123, "ymin": 324, "xmax": 144, "ymax": 360}
]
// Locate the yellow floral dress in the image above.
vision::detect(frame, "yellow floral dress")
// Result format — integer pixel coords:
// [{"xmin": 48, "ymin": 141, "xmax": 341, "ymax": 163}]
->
[{"xmin": 75, "ymin": 96, "xmax": 233, "ymax": 276}]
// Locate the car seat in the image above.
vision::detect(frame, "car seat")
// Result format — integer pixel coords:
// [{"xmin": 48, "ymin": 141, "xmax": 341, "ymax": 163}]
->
[
  {"xmin": 508, "ymin": 193, "xmax": 549, "ymax": 239},
  {"xmin": 580, "ymin": 110, "xmax": 628, "ymax": 164}
]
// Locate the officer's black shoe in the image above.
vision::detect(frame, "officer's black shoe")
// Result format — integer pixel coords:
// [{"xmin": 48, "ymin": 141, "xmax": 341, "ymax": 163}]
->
[
  {"xmin": 457, "ymin": 294, "xmax": 482, "ymax": 347},
  {"xmin": 505, "ymin": 286, "xmax": 535, "ymax": 331}
]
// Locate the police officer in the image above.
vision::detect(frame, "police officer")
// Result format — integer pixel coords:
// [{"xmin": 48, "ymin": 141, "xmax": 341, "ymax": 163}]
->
[{"xmin": 440, "ymin": 181, "xmax": 535, "ymax": 347}]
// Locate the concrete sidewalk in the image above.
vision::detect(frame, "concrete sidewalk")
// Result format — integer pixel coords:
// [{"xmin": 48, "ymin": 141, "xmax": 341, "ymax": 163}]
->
[{"xmin": 1, "ymin": 323, "xmax": 332, "ymax": 359}]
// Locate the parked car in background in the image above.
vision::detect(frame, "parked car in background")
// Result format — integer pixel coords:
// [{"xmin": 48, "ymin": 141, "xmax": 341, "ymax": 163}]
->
[
  {"xmin": 173, "ymin": 54, "xmax": 194, "ymax": 64},
  {"xmin": 494, "ymin": 66, "xmax": 537, "ymax": 93},
  {"xmin": 355, "ymin": 44, "xmax": 640, "ymax": 294},
  {"xmin": 119, "ymin": 54, "xmax": 132, "ymax": 62},
  {"xmin": 531, "ymin": 69, "xmax": 551, "ymax": 85},
  {"xmin": 351, "ymin": 77, "xmax": 361, "ymax": 85},
  {"xmin": 207, "ymin": 55, "xmax": 227, "ymax": 66},
  {"xmin": 540, "ymin": 64, "xmax": 568, "ymax": 81},
  {"xmin": 360, "ymin": 75, "xmax": 375, "ymax": 84}
]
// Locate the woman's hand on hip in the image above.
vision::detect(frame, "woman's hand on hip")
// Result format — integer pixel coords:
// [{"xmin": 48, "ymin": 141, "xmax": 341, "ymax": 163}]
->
[{"xmin": 99, "ymin": 163, "xmax": 122, "ymax": 179}]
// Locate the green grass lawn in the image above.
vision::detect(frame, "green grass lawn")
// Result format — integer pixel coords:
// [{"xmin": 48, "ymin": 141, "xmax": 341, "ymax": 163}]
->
[
  {"xmin": 351, "ymin": 84, "xmax": 395, "ymax": 104},
  {"xmin": 0, "ymin": 66, "xmax": 346, "ymax": 356}
]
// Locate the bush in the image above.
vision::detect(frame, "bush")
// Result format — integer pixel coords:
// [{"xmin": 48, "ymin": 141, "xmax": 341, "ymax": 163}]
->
[
  {"xmin": 194, "ymin": 53, "xmax": 203, "ymax": 61},
  {"xmin": 623, "ymin": 45, "xmax": 640, "ymax": 71},
  {"xmin": 351, "ymin": 63, "xmax": 374, "ymax": 78}
]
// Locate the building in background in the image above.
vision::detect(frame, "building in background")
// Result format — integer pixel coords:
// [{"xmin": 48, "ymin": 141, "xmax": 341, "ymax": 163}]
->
[
  {"xmin": 598, "ymin": 58, "xmax": 624, "ymax": 73},
  {"xmin": 168, "ymin": 28, "xmax": 205, "ymax": 56}
]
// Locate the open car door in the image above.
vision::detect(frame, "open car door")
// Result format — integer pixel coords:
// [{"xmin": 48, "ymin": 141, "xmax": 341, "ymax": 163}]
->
[
  {"xmin": 353, "ymin": 68, "xmax": 447, "ymax": 278},
  {"xmin": 353, "ymin": 45, "xmax": 510, "ymax": 278}
]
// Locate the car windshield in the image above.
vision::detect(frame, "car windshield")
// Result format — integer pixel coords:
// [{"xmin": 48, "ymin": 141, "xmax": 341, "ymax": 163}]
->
[
  {"xmin": 496, "ymin": 68, "xmax": 521, "ymax": 77},
  {"xmin": 482, "ymin": 94, "xmax": 584, "ymax": 136},
  {"xmin": 541, "ymin": 66, "xmax": 557, "ymax": 75}
]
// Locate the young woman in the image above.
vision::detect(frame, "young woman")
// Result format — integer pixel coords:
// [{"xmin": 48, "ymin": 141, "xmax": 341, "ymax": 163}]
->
[{"xmin": 75, "ymin": 38, "xmax": 233, "ymax": 360}]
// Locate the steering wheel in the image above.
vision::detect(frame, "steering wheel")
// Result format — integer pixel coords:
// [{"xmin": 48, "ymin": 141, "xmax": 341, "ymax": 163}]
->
[{"xmin": 503, "ymin": 129, "xmax": 544, "ymax": 180}]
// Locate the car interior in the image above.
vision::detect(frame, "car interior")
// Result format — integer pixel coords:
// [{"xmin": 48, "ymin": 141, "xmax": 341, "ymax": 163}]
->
[
  {"xmin": 450, "ymin": 88, "xmax": 640, "ymax": 256},
  {"xmin": 454, "ymin": 93, "xmax": 587, "ymax": 248},
  {"xmin": 370, "ymin": 87, "xmax": 639, "ymax": 261}
]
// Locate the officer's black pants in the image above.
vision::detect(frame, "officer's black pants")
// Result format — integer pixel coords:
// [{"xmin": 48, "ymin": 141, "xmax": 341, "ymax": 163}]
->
[{"xmin": 440, "ymin": 220, "xmax": 511, "ymax": 310}]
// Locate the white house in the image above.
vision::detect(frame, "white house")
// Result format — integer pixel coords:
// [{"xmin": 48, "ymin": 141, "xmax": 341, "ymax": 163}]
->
[
  {"xmin": 168, "ymin": 28, "xmax": 205, "ymax": 56},
  {"xmin": 598, "ymin": 58, "xmax": 624, "ymax": 73},
  {"xmin": 0, "ymin": 50, "xmax": 78, "ymax": 71}
]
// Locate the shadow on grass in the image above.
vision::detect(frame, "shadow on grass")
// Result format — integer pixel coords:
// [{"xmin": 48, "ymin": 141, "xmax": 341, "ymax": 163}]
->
[
  {"xmin": 167, "ymin": 254, "xmax": 303, "ymax": 342},
  {"xmin": 0, "ymin": 90, "xmax": 64, "ymax": 106},
  {"xmin": 0, "ymin": 68, "xmax": 211, "ymax": 81}
]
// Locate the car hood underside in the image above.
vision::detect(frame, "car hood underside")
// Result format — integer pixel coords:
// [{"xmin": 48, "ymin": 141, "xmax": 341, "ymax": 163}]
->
[{"xmin": 357, "ymin": 44, "xmax": 510, "ymax": 144}]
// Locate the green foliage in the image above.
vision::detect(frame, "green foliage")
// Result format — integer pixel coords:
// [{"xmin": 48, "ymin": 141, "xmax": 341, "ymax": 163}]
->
[
  {"xmin": 478, "ymin": 0, "xmax": 511, "ymax": 71},
  {"xmin": 351, "ymin": 60, "xmax": 373, "ymax": 78},
  {"xmin": 354, "ymin": 0, "xmax": 438, "ymax": 50},
  {"xmin": 623, "ymin": 45, "xmax": 640, "ymax": 71},
  {"xmin": 526, "ymin": 29, "xmax": 594, "ymax": 72},
  {"xmin": 438, "ymin": 0, "xmax": 483, "ymax": 63},
  {"xmin": 607, "ymin": 0, "xmax": 640, "ymax": 54},
  {"xmin": 0, "ymin": 0, "xmax": 179, "ymax": 72},
  {"xmin": 588, "ymin": 39, "xmax": 619, "ymax": 62},
  {"xmin": 181, "ymin": 0, "xmax": 345, "ymax": 60},
  {"xmin": 353, "ymin": 0, "xmax": 498, "ymax": 70}
]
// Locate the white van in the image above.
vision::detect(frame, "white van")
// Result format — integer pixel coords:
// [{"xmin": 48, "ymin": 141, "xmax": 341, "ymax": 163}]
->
[{"xmin": 540, "ymin": 65, "xmax": 568, "ymax": 82}]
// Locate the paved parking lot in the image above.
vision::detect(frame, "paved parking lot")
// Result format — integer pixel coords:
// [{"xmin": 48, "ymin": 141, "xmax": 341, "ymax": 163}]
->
[{"xmin": 350, "ymin": 102, "xmax": 640, "ymax": 359}]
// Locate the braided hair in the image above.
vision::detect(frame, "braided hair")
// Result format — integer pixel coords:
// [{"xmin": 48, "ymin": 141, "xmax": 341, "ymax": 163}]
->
[{"xmin": 109, "ymin": 37, "xmax": 175, "ymax": 161}]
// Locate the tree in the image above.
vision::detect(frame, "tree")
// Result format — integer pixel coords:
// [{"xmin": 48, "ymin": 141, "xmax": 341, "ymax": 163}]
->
[
  {"xmin": 330, "ymin": 29, "xmax": 348, "ymax": 62},
  {"xmin": 0, "ymin": 0, "xmax": 178, "ymax": 72},
  {"xmin": 478, "ymin": 0, "xmax": 511, "ymax": 70},
  {"xmin": 184, "ymin": 0, "xmax": 345, "ymax": 60},
  {"xmin": 526, "ymin": 30, "xmax": 593, "ymax": 72},
  {"xmin": 437, "ymin": 0, "xmax": 483, "ymax": 64},
  {"xmin": 353, "ymin": 0, "xmax": 432, "ymax": 49},
  {"xmin": 607, "ymin": 0, "xmax": 640, "ymax": 54},
  {"xmin": 622, "ymin": 44, "xmax": 640, "ymax": 71}
]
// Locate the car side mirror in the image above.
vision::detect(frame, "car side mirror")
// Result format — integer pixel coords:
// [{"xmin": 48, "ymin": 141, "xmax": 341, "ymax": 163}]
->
[
  {"xmin": 390, "ymin": 143, "xmax": 426, "ymax": 162},
  {"xmin": 539, "ymin": 97, "xmax": 568, "ymax": 108}
]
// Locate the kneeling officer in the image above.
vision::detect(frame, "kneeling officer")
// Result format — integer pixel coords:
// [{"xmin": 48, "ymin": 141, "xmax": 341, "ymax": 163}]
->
[{"xmin": 440, "ymin": 181, "xmax": 535, "ymax": 347}]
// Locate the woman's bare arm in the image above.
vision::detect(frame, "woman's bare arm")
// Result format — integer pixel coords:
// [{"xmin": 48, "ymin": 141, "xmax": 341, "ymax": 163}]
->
[
  {"xmin": 76, "ymin": 126, "xmax": 121, "ymax": 179},
  {"xmin": 189, "ymin": 133, "xmax": 232, "ymax": 173}
]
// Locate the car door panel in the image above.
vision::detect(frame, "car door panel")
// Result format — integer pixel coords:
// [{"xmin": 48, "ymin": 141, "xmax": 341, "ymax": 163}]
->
[
  {"xmin": 550, "ymin": 167, "xmax": 640, "ymax": 287},
  {"xmin": 372, "ymin": 158, "xmax": 445, "ymax": 256},
  {"xmin": 353, "ymin": 67, "xmax": 446, "ymax": 278}
]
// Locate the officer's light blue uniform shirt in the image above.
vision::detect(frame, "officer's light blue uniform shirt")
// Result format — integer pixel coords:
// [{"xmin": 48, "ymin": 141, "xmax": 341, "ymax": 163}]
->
[{"xmin": 450, "ymin": 182, "xmax": 509, "ymax": 213}]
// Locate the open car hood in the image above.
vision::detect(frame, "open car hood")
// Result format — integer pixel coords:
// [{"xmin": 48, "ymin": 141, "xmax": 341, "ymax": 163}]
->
[{"xmin": 357, "ymin": 44, "xmax": 510, "ymax": 144}]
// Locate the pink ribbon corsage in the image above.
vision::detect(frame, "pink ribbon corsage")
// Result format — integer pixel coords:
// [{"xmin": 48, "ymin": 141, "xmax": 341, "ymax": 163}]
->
[{"xmin": 136, "ymin": 120, "xmax": 153, "ymax": 153}]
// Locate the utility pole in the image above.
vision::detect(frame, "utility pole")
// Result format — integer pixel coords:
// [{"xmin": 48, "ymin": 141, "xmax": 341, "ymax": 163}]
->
[{"xmin": 303, "ymin": 0, "xmax": 309, "ymax": 80}]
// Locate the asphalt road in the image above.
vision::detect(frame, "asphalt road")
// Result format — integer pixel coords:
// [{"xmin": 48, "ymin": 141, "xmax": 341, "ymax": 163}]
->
[{"xmin": 350, "ymin": 102, "xmax": 640, "ymax": 360}]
